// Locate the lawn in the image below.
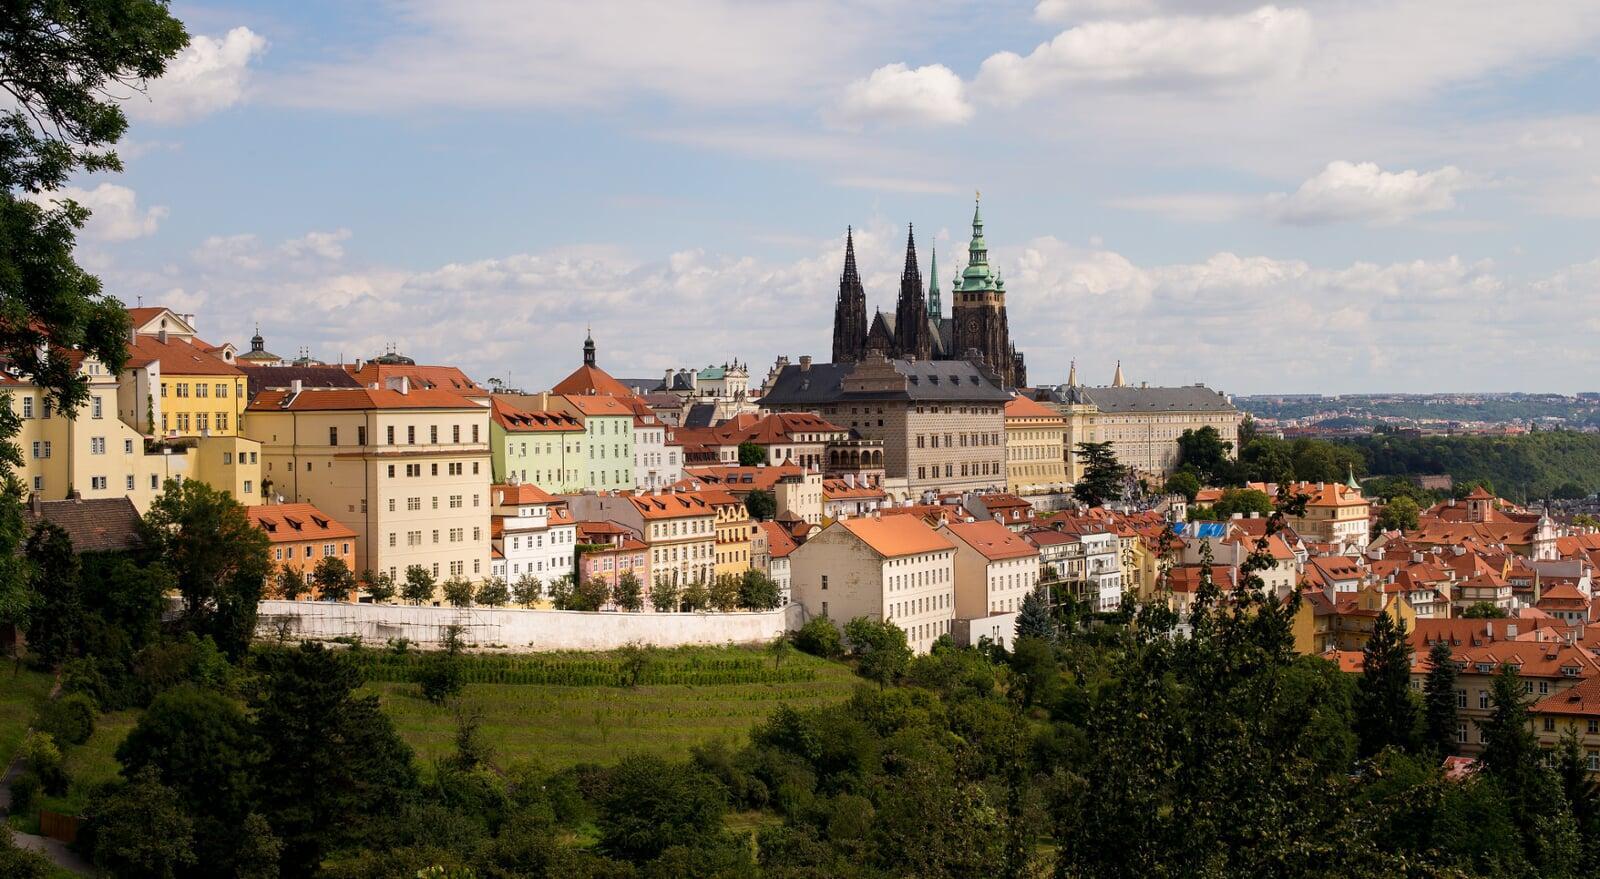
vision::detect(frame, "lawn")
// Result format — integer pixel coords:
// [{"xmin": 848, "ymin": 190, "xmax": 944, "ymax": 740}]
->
[
  {"xmin": 36, "ymin": 710, "xmax": 139, "ymax": 817},
  {"xmin": 366, "ymin": 647, "xmax": 859, "ymax": 770},
  {"xmin": 0, "ymin": 667, "xmax": 56, "ymax": 771}
]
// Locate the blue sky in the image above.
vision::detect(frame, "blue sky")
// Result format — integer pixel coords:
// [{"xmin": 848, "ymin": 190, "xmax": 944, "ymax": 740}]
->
[{"xmin": 59, "ymin": 0, "xmax": 1600, "ymax": 394}]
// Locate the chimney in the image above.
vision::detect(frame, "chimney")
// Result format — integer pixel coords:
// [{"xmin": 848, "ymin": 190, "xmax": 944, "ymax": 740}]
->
[
  {"xmin": 156, "ymin": 329, "xmax": 168, "ymax": 344},
  {"xmin": 385, "ymin": 375, "xmax": 410, "ymax": 395},
  {"xmin": 799, "ymin": 356, "xmax": 812, "ymax": 372},
  {"xmin": 291, "ymin": 379, "xmax": 303, "ymax": 394}
]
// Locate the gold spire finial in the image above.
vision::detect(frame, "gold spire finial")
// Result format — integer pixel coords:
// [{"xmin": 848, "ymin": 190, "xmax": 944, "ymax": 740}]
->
[{"xmin": 975, "ymin": 189, "xmax": 980, "ymax": 202}]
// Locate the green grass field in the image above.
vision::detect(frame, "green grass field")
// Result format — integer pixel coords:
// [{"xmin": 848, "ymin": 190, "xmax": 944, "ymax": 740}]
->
[
  {"xmin": 36, "ymin": 710, "xmax": 138, "ymax": 817},
  {"xmin": 0, "ymin": 668, "xmax": 55, "ymax": 771},
  {"xmin": 366, "ymin": 647, "xmax": 859, "ymax": 770}
]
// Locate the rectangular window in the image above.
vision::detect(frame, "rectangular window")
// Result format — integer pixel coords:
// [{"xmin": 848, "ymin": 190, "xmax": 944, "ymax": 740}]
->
[
  {"xmin": 472, "ymin": 424, "xmax": 479, "ymax": 443},
  {"xmin": 22, "ymin": 397, "xmax": 32, "ymax": 419},
  {"xmin": 124, "ymin": 439, "xmax": 134, "ymax": 455},
  {"xmin": 407, "ymin": 426, "xmax": 415, "ymax": 445},
  {"xmin": 90, "ymin": 476, "xmax": 107, "ymax": 490},
  {"xmin": 126, "ymin": 475, "xmax": 135, "ymax": 491},
  {"xmin": 452, "ymin": 425, "xmax": 460, "ymax": 443},
  {"xmin": 216, "ymin": 412, "xmax": 229, "ymax": 431},
  {"xmin": 196, "ymin": 383, "xmax": 208, "ymax": 398},
  {"xmin": 90, "ymin": 437, "xmax": 105, "ymax": 455},
  {"xmin": 329, "ymin": 426, "xmax": 339, "ymax": 446},
  {"xmin": 387, "ymin": 425, "xmax": 395, "ymax": 445},
  {"xmin": 430, "ymin": 425, "xmax": 438, "ymax": 444},
  {"xmin": 357, "ymin": 426, "xmax": 366, "ymax": 446},
  {"xmin": 216, "ymin": 383, "xmax": 228, "ymax": 398},
  {"xmin": 91, "ymin": 396, "xmax": 103, "ymax": 419}
]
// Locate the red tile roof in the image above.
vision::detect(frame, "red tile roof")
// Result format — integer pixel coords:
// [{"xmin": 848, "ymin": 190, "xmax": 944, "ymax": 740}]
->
[
  {"xmin": 551, "ymin": 364, "xmax": 635, "ymax": 398},
  {"xmin": 248, "ymin": 387, "xmax": 484, "ymax": 411},
  {"xmin": 247, "ymin": 503, "xmax": 357, "ymax": 542},
  {"xmin": 838, "ymin": 515, "xmax": 953, "ymax": 559},
  {"xmin": 943, "ymin": 520, "xmax": 1039, "ymax": 561},
  {"xmin": 759, "ymin": 520, "xmax": 798, "ymax": 559},
  {"xmin": 129, "ymin": 334, "xmax": 242, "ymax": 377}
]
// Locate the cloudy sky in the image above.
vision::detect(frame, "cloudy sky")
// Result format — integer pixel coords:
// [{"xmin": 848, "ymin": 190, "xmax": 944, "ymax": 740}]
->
[{"xmin": 60, "ymin": 1, "xmax": 1600, "ymax": 394}]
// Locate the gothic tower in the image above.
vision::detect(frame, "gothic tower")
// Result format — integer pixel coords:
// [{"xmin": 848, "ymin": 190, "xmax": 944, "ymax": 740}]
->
[
  {"xmin": 831, "ymin": 227, "xmax": 869, "ymax": 364},
  {"xmin": 951, "ymin": 195, "xmax": 1024, "ymax": 387},
  {"xmin": 927, "ymin": 244, "xmax": 942, "ymax": 320},
  {"xmin": 893, "ymin": 225, "xmax": 932, "ymax": 361}
]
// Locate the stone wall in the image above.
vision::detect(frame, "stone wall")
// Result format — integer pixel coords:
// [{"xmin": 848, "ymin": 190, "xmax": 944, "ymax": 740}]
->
[{"xmin": 255, "ymin": 600, "xmax": 803, "ymax": 651}]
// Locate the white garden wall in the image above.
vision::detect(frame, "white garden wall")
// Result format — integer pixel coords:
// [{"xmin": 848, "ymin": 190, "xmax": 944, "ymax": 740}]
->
[{"xmin": 255, "ymin": 600, "xmax": 804, "ymax": 651}]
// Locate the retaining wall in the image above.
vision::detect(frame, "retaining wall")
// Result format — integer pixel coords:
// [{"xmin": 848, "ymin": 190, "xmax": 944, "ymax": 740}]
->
[{"xmin": 255, "ymin": 600, "xmax": 805, "ymax": 651}]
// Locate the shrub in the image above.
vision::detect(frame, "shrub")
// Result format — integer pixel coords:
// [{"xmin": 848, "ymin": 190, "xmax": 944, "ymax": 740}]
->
[
  {"xmin": 36, "ymin": 693, "xmax": 96, "ymax": 746},
  {"xmin": 21, "ymin": 732, "xmax": 67, "ymax": 795},
  {"xmin": 9, "ymin": 771, "xmax": 40, "ymax": 814},
  {"xmin": 793, "ymin": 618, "xmax": 843, "ymax": 659}
]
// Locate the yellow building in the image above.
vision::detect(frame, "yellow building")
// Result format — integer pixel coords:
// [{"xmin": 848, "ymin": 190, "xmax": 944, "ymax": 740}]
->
[
  {"xmin": 244, "ymin": 382, "xmax": 493, "ymax": 593},
  {"xmin": 1291, "ymin": 582, "xmax": 1415, "ymax": 655},
  {"xmin": 1004, "ymin": 395, "xmax": 1067, "ymax": 495},
  {"xmin": 704, "ymin": 487, "xmax": 755, "ymax": 582},
  {"xmin": 124, "ymin": 308, "xmax": 261, "ymax": 501},
  {"xmin": 563, "ymin": 489, "xmax": 717, "ymax": 589}
]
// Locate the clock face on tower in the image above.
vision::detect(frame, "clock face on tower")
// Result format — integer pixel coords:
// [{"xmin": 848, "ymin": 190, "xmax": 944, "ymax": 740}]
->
[{"xmin": 960, "ymin": 315, "xmax": 978, "ymax": 337}]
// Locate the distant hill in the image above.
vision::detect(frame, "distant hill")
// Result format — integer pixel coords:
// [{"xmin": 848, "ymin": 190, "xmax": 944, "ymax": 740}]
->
[{"xmin": 1333, "ymin": 431, "xmax": 1600, "ymax": 502}]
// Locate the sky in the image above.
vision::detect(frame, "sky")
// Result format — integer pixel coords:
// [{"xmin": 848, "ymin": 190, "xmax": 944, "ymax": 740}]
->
[{"xmin": 53, "ymin": 0, "xmax": 1600, "ymax": 395}]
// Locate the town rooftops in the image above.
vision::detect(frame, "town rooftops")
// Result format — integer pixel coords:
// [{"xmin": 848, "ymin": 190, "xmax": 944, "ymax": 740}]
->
[
  {"xmin": 1003, "ymin": 395, "xmax": 1062, "ymax": 420},
  {"xmin": 838, "ymin": 514, "xmax": 954, "ymax": 559},
  {"xmin": 129, "ymin": 333, "xmax": 242, "ymax": 377},
  {"xmin": 759, "ymin": 520, "xmax": 799, "ymax": 559},
  {"xmin": 242, "ymin": 365, "xmax": 363, "ymax": 398},
  {"xmin": 490, "ymin": 397, "xmax": 584, "ymax": 431},
  {"xmin": 551, "ymin": 363, "xmax": 636, "ymax": 398},
  {"xmin": 492, "ymin": 483, "xmax": 557, "ymax": 506},
  {"xmin": 247, "ymin": 503, "xmax": 357, "ymax": 542},
  {"xmin": 248, "ymin": 387, "xmax": 484, "ymax": 411},
  {"xmin": 625, "ymin": 491, "xmax": 717, "ymax": 519},
  {"xmin": 559, "ymin": 394, "xmax": 635, "ymax": 417},
  {"xmin": 346, "ymin": 361, "xmax": 480, "ymax": 393},
  {"xmin": 760, "ymin": 356, "xmax": 1010, "ymax": 406},
  {"xmin": 943, "ymin": 520, "xmax": 1039, "ymax": 561},
  {"xmin": 1533, "ymin": 676, "xmax": 1600, "ymax": 717},
  {"xmin": 24, "ymin": 495, "xmax": 141, "ymax": 554}
]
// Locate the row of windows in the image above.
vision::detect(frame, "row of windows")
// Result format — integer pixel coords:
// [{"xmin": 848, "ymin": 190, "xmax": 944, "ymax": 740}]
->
[
  {"xmin": 588, "ymin": 470, "xmax": 629, "ymax": 485},
  {"xmin": 14, "ymin": 395, "xmax": 105, "ymax": 420},
  {"xmin": 653, "ymin": 543, "xmax": 711, "ymax": 564},
  {"xmin": 651, "ymin": 519, "xmax": 712, "ymax": 539},
  {"xmin": 508, "ymin": 556, "xmax": 573, "ymax": 576},
  {"xmin": 915, "ymin": 432, "xmax": 1001, "ymax": 449},
  {"xmin": 888, "ymin": 566, "xmax": 950, "ymax": 591},
  {"xmin": 514, "ymin": 441, "xmax": 581, "ymax": 456},
  {"xmin": 890, "ymin": 592, "xmax": 950, "ymax": 620},
  {"xmin": 387, "ymin": 461, "xmax": 477, "ymax": 479},
  {"xmin": 162, "ymin": 381, "xmax": 241, "ymax": 399},
  {"xmin": 274, "ymin": 542, "xmax": 350, "ymax": 561},
  {"xmin": 508, "ymin": 529, "xmax": 574, "ymax": 550},
  {"xmin": 162, "ymin": 411, "xmax": 230, "ymax": 433},
  {"xmin": 382, "ymin": 559, "xmax": 482, "ymax": 583},
  {"xmin": 916, "ymin": 461, "xmax": 1002, "ymax": 480},
  {"xmin": 388, "ymin": 494, "xmax": 481, "ymax": 512},
  {"xmin": 387, "ymin": 527, "xmax": 482, "ymax": 547}
]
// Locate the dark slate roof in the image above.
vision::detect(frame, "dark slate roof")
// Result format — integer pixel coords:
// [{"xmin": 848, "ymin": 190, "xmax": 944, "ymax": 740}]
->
[
  {"xmin": 24, "ymin": 496, "xmax": 141, "ymax": 553},
  {"xmin": 683, "ymin": 403, "xmax": 719, "ymax": 428},
  {"xmin": 242, "ymin": 365, "xmax": 363, "ymax": 398},
  {"xmin": 615, "ymin": 377, "xmax": 663, "ymax": 394},
  {"xmin": 760, "ymin": 358, "xmax": 1009, "ymax": 407},
  {"xmin": 1077, "ymin": 385, "xmax": 1234, "ymax": 413}
]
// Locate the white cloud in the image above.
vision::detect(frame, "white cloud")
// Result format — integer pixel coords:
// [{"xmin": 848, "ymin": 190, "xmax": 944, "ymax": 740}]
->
[
  {"xmin": 1266, "ymin": 160, "xmax": 1475, "ymax": 225},
  {"xmin": 28, "ymin": 183, "xmax": 168, "ymax": 241},
  {"xmin": 1034, "ymin": 0, "xmax": 1156, "ymax": 21},
  {"xmin": 127, "ymin": 27, "xmax": 267, "ymax": 124},
  {"xmin": 280, "ymin": 229, "xmax": 352, "ymax": 262},
  {"xmin": 976, "ymin": 5, "xmax": 1313, "ymax": 103},
  {"xmin": 834, "ymin": 63, "xmax": 973, "ymax": 127}
]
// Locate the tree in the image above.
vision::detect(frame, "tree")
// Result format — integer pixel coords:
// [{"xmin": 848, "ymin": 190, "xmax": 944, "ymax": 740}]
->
[
  {"xmin": 477, "ymin": 576, "xmax": 509, "ymax": 607},
  {"xmin": 1355, "ymin": 610, "xmax": 1415, "ymax": 757},
  {"xmin": 1211, "ymin": 488, "xmax": 1274, "ymax": 518},
  {"xmin": 1014, "ymin": 586, "xmax": 1054, "ymax": 642},
  {"xmin": 1072, "ymin": 441, "xmax": 1126, "ymax": 507},
  {"xmin": 547, "ymin": 573, "xmax": 575, "ymax": 608},
  {"xmin": 441, "ymin": 576, "xmax": 476, "ymax": 608},
  {"xmin": 0, "ymin": 0, "xmax": 187, "ymax": 661},
  {"xmin": 792, "ymin": 616, "xmax": 842, "ymax": 658},
  {"xmin": 417, "ymin": 625, "xmax": 465, "ymax": 704},
  {"xmin": 84, "ymin": 766, "xmax": 196, "ymax": 879},
  {"xmin": 140, "ymin": 479, "xmax": 271, "ymax": 657},
  {"xmin": 277, "ymin": 567, "xmax": 309, "ymax": 601},
  {"xmin": 1461, "ymin": 601, "xmax": 1506, "ymax": 619},
  {"xmin": 564, "ymin": 575, "xmax": 609, "ymax": 611},
  {"xmin": 1163, "ymin": 469, "xmax": 1201, "ymax": 503},
  {"xmin": 1377, "ymin": 495, "xmax": 1420, "ymax": 532},
  {"xmin": 843, "ymin": 617, "xmax": 911, "ymax": 688},
  {"xmin": 598, "ymin": 754, "xmax": 727, "ymax": 862},
  {"xmin": 650, "ymin": 577, "xmax": 679, "ymax": 613},
  {"xmin": 0, "ymin": 828, "xmax": 55, "ymax": 879},
  {"xmin": 681, "ymin": 578, "xmax": 710, "ymax": 611},
  {"xmin": 737, "ymin": 569, "xmax": 781, "ymax": 610},
  {"xmin": 737, "ymin": 441, "xmax": 766, "ymax": 467},
  {"xmin": 1552, "ymin": 481, "xmax": 1587, "ymax": 500},
  {"xmin": 613, "ymin": 572, "xmax": 643, "ymax": 612},
  {"xmin": 511, "ymin": 574, "xmax": 542, "ymax": 607},
  {"xmin": 1421, "ymin": 641, "xmax": 1460, "ymax": 756},
  {"xmin": 402, "ymin": 565, "xmax": 436, "ymax": 605},
  {"xmin": 744, "ymin": 489, "xmax": 777, "ymax": 521},
  {"xmin": 709, "ymin": 573, "xmax": 741, "ymax": 611},
  {"xmin": 252, "ymin": 642, "xmax": 419, "ymax": 874},
  {"xmin": 23, "ymin": 521, "xmax": 81, "ymax": 666},
  {"xmin": 362, "ymin": 569, "xmax": 396, "ymax": 603},
  {"xmin": 1290, "ymin": 440, "xmax": 1340, "ymax": 482},
  {"xmin": 314, "ymin": 556, "xmax": 356, "ymax": 602},
  {"xmin": 1176, "ymin": 426, "xmax": 1233, "ymax": 484}
]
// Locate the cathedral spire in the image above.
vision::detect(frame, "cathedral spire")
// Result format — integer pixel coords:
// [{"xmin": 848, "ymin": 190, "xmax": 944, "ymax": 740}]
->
[
  {"xmin": 832, "ymin": 227, "xmax": 869, "ymax": 364},
  {"xmin": 927, "ymin": 244, "xmax": 941, "ymax": 319},
  {"xmin": 902, "ymin": 224, "xmax": 919, "ymax": 277},
  {"xmin": 1067, "ymin": 359, "xmax": 1077, "ymax": 388},
  {"xmin": 1112, "ymin": 360, "xmax": 1125, "ymax": 387},
  {"xmin": 840, "ymin": 225, "xmax": 860, "ymax": 293},
  {"xmin": 893, "ymin": 224, "xmax": 931, "ymax": 361}
]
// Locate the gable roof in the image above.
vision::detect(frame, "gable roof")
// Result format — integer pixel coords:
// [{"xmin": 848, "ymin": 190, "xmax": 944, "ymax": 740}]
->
[
  {"xmin": 490, "ymin": 397, "xmax": 584, "ymax": 432},
  {"xmin": 247, "ymin": 503, "xmax": 357, "ymax": 543},
  {"xmin": 552, "ymin": 363, "xmax": 635, "ymax": 398},
  {"xmin": 129, "ymin": 334, "xmax": 242, "ymax": 377},
  {"xmin": 838, "ymin": 515, "xmax": 953, "ymax": 558},
  {"xmin": 24, "ymin": 496, "xmax": 141, "ymax": 553},
  {"xmin": 759, "ymin": 520, "xmax": 798, "ymax": 559},
  {"xmin": 1004, "ymin": 395, "xmax": 1062, "ymax": 420},
  {"xmin": 943, "ymin": 520, "xmax": 1039, "ymax": 561}
]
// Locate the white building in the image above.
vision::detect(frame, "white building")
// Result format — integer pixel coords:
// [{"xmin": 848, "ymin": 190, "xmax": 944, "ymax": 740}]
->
[
  {"xmin": 490, "ymin": 482, "xmax": 577, "ymax": 584},
  {"xmin": 1026, "ymin": 524, "xmax": 1123, "ymax": 612},
  {"xmin": 758, "ymin": 520, "xmax": 797, "ymax": 605},
  {"xmin": 942, "ymin": 520, "xmax": 1040, "ymax": 650},
  {"xmin": 789, "ymin": 514, "xmax": 956, "ymax": 654},
  {"xmin": 633, "ymin": 411, "xmax": 681, "ymax": 490}
]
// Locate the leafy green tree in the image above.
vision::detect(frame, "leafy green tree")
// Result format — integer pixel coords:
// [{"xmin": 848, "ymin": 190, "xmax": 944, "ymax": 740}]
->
[
  {"xmin": 1554, "ymin": 729, "xmax": 1600, "ymax": 873},
  {"xmin": 23, "ymin": 521, "xmax": 81, "ymax": 666},
  {"xmin": 233, "ymin": 813, "xmax": 284, "ymax": 879},
  {"xmin": 563, "ymin": 575, "xmax": 609, "ymax": 611},
  {"xmin": 1291, "ymin": 439, "xmax": 1340, "ymax": 482},
  {"xmin": 737, "ymin": 569, "xmax": 781, "ymax": 610},
  {"xmin": 0, "ymin": 0, "xmax": 187, "ymax": 663},
  {"xmin": 36, "ymin": 692, "xmax": 94, "ymax": 745},
  {"xmin": 1014, "ymin": 585, "xmax": 1054, "ymax": 642},
  {"xmin": 361, "ymin": 569, "xmax": 396, "ymax": 603},
  {"xmin": 476, "ymin": 576, "xmax": 509, "ymax": 607},
  {"xmin": 417, "ymin": 625, "xmax": 465, "ymax": 704},
  {"xmin": 276, "ymin": 567, "xmax": 309, "ymax": 601},
  {"xmin": 792, "ymin": 616, "xmax": 842, "ymax": 658},
  {"xmin": 744, "ymin": 489, "xmax": 777, "ymax": 521},
  {"xmin": 0, "ymin": 826, "xmax": 54, "ymax": 878},
  {"xmin": 681, "ymin": 578, "xmax": 710, "ymax": 611},
  {"xmin": 1238, "ymin": 436, "xmax": 1295, "ymax": 485},
  {"xmin": 1072, "ymin": 441, "xmax": 1126, "ymax": 507},
  {"xmin": 1377, "ymin": 495, "xmax": 1420, "ymax": 532},
  {"xmin": 441, "ymin": 576, "xmax": 476, "ymax": 608},
  {"xmin": 875, "ymin": 764, "xmax": 1007, "ymax": 878},
  {"xmin": 84, "ymin": 766, "xmax": 196, "ymax": 879},
  {"xmin": 402, "ymin": 565, "xmax": 436, "ymax": 605},
  {"xmin": 649, "ymin": 576, "xmax": 679, "ymax": 612},
  {"xmin": 613, "ymin": 571, "xmax": 643, "ymax": 611},
  {"xmin": 843, "ymin": 617, "xmax": 911, "ymax": 688},
  {"xmin": 737, "ymin": 441, "xmax": 766, "ymax": 467},
  {"xmin": 511, "ymin": 574, "xmax": 542, "ymax": 607},
  {"xmin": 1551, "ymin": 481, "xmax": 1587, "ymax": 500},
  {"xmin": 1176, "ymin": 426, "xmax": 1233, "ymax": 484},
  {"xmin": 709, "ymin": 573, "xmax": 741, "ymax": 611},
  {"xmin": 1211, "ymin": 487, "xmax": 1274, "ymax": 518},
  {"xmin": 547, "ymin": 573, "xmax": 575, "ymax": 608},
  {"xmin": 314, "ymin": 556, "xmax": 356, "ymax": 602},
  {"xmin": 1355, "ymin": 610, "xmax": 1415, "ymax": 757},
  {"xmin": 598, "ymin": 754, "xmax": 727, "ymax": 862},
  {"xmin": 1163, "ymin": 468, "xmax": 1201, "ymax": 502},
  {"xmin": 252, "ymin": 642, "xmax": 419, "ymax": 874},
  {"xmin": 1421, "ymin": 641, "xmax": 1460, "ymax": 756},
  {"xmin": 1461, "ymin": 601, "xmax": 1506, "ymax": 619},
  {"xmin": 1478, "ymin": 664, "xmax": 1581, "ymax": 874},
  {"xmin": 140, "ymin": 479, "xmax": 271, "ymax": 657}
]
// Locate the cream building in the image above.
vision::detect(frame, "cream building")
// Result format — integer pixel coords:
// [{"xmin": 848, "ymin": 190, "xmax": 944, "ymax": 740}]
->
[
  {"xmin": 941, "ymin": 520, "xmax": 1040, "ymax": 650},
  {"xmin": 788, "ymin": 514, "xmax": 956, "ymax": 654},
  {"xmin": 1030, "ymin": 374, "xmax": 1241, "ymax": 479},
  {"xmin": 244, "ymin": 381, "xmax": 493, "ymax": 592},
  {"xmin": 1004, "ymin": 395, "xmax": 1067, "ymax": 495},
  {"xmin": 563, "ymin": 489, "xmax": 718, "ymax": 589}
]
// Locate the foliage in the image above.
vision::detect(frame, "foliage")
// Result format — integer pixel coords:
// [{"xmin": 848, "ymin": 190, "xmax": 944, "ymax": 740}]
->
[
  {"xmin": 681, "ymin": 578, "xmax": 710, "ymax": 611},
  {"xmin": 140, "ymin": 479, "xmax": 271, "ymax": 657},
  {"xmin": 613, "ymin": 571, "xmax": 643, "ymax": 612},
  {"xmin": 402, "ymin": 565, "xmax": 436, "ymax": 605},
  {"xmin": 1163, "ymin": 468, "xmax": 1200, "ymax": 502},
  {"xmin": 738, "ymin": 569, "xmax": 782, "ymax": 610},
  {"xmin": 547, "ymin": 573, "xmax": 576, "ymax": 609},
  {"xmin": 22, "ymin": 521, "xmax": 80, "ymax": 667},
  {"xmin": 744, "ymin": 489, "xmax": 777, "ymax": 521},
  {"xmin": 708, "ymin": 574, "xmax": 741, "ymax": 611},
  {"xmin": 842, "ymin": 617, "xmax": 911, "ymax": 688},
  {"xmin": 441, "ymin": 577, "xmax": 476, "ymax": 608},
  {"xmin": 417, "ymin": 625, "xmax": 466, "ymax": 704},
  {"xmin": 1175, "ymin": 426, "xmax": 1233, "ymax": 485},
  {"xmin": 21, "ymin": 730, "xmax": 65, "ymax": 794},
  {"xmin": 1422, "ymin": 641, "xmax": 1460, "ymax": 757},
  {"xmin": 84, "ymin": 765, "xmax": 197, "ymax": 879},
  {"xmin": 1015, "ymin": 586, "xmax": 1054, "ymax": 642},
  {"xmin": 1329, "ymin": 431, "xmax": 1600, "ymax": 503},
  {"xmin": 1072, "ymin": 441, "xmax": 1125, "ymax": 507},
  {"xmin": 737, "ymin": 441, "xmax": 766, "ymax": 467},
  {"xmin": 1210, "ymin": 487, "xmax": 1274, "ymax": 518},
  {"xmin": 793, "ymin": 616, "xmax": 844, "ymax": 659},
  {"xmin": 1377, "ymin": 495, "xmax": 1421, "ymax": 532},
  {"xmin": 649, "ymin": 577, "xmax": 679, "ymax": 613},
  {"xmin": 314, "ymin": 556, "xmax": 357, "ymax": 602},
  {"xmin": 276, "ymin": 567, "xmax": 309, "ymax": 601},
  {"xmin": 351, "ymin": 644, "xmax": 823, "ymax": 688},
  {"xmin": 511, "ymin": 574, "xmax": 542, "ymax": 607},
  {"xmin": 1462, "ymin": 601, "xmax": 1507, "ymax": 619},
  {"xmin": 1354, "ymin": 610, "xmax": 1415, "ymax": 757},
  {"xmin": 476, "ymin": 576, "xmax": 509, "ymax": 608},
  {"xmin": 363, "ymin": 569, "xmax": 397, "ymax": 603},
  {"xmin": 36, "ymin": 691, "xmax": 95, "ymax": 746},
  {"xmin": 8, "ymin": 771, "xmax": 39, "ymax": 815},
  {"xmin": 563, "ymin": 575, "xmax": 609, "ymax": 611},
  {"xmin": 598, "ymin": 754, "xmax": 728, "ymax": 862}
]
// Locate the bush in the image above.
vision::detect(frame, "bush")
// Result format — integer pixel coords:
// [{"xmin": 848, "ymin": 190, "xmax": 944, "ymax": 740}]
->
[
  {"xmin": 9, "ymin": 771, "xmax": 40, "ymax": 814},
  {"xmin": 793, "ymin": 617, "xmax": 843, "ymax": 659},
  {"xmin": 21, "ymin": 732, "xmax": 67, "ymax": 795},
  {"xmin": 36, "ymin": 693, "xmax": 96, "ymax": 746}
]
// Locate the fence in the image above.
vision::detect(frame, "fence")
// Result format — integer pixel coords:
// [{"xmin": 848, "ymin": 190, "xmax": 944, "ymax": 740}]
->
[{"xmin": 255, "ymin": 600, "xmax": 804, "ymax": 651}]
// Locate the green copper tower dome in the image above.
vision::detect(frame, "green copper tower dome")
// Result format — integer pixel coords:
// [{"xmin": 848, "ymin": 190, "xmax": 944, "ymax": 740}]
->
[{"xmin": 957, "ymin": 193, "xmax": 998, "ymax": 294}]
